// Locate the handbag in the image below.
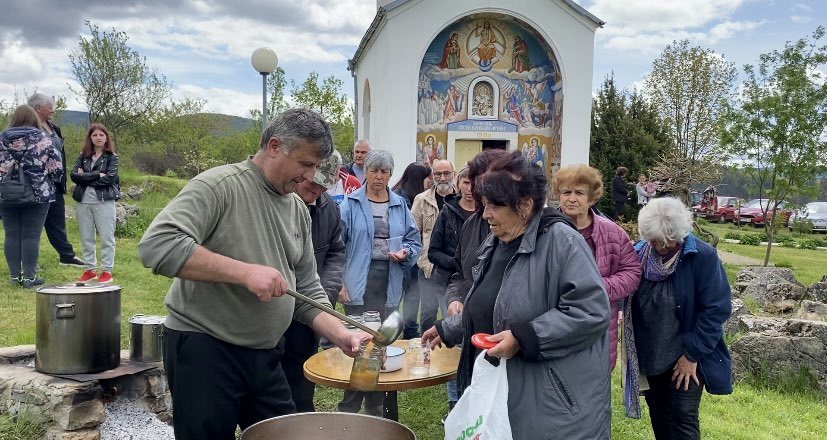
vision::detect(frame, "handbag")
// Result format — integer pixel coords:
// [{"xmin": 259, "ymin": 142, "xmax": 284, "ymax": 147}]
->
[
  {"xmin": 0, "ymin": 155, "xmax": 36, "ymax": 206},
  {"xmin": 444, "ymin": 351, "xmax": 513, "ymax": 440}
]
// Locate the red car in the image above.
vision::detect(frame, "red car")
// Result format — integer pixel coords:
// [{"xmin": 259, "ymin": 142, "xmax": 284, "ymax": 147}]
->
[
  {"xmin": 692, "ymin": 196, "xmax": 743, "ymax": 223},
  {"xmin": 737, "ymin": 199, "xmax": 793, "ymax": 227}
]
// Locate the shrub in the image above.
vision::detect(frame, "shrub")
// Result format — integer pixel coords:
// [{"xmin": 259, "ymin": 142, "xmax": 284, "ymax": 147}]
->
[
  {"xmin": 724, "ymin": 231, "xmax": 742, "ymax": 240},
  {"xmin": 776, "ymin": 235, "xmax": 796, "ymax": 247},
  {"xmin": 739, "ymin": 234, "xmax": 762, "ymax": 246},
  {"xmin": 798, "ymin": 239, "xmax": 820, "ymax": 250},
  {"xmin": 774, "ymin": 260, "xmax": 793, "ymax": 268}
]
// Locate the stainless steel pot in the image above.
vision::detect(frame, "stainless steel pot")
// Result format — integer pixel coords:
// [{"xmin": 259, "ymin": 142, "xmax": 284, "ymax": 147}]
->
[
  {"xmin": 35, "ymin": 283, "xmax": 121, "ymax": 374},
  {"xmin": 129, "ymin": 314, "xmax": 165, "ymax": 362},
  {"xmin": 241, "ymin": 413, "xmax": 416, "ymax": 440}
]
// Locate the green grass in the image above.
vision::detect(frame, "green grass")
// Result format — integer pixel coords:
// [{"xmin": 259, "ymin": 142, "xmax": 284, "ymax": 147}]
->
[{"xmin": 1, "ymin": 177, "xmax": 826, "ymax": 439}]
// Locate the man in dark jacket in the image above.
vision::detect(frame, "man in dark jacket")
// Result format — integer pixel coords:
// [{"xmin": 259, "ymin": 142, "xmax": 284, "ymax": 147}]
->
[
  {"xmin": 611, "ymin": 166, "xmax": 629, "ymax": 221},
  {"xmin": 280, "ymin": 153, "xmax": 347, "ymax": 412},
  {"xmin": 341, "ymin": 139, "xmax": 370, "ymax": 184},
  {"xmin": 28, "ymin": 93, "xmax": 85, "ymax": 267}
]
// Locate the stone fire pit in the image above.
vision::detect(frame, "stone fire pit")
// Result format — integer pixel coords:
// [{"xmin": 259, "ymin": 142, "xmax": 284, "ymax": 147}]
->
[{"xmin": 0, "ymin": 346, "xmax": 173, "ymax": 439}]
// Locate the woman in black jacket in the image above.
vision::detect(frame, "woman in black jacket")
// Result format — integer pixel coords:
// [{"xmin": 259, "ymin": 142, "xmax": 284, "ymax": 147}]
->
[{"xmin": 70, "ymin": 123, "xmax": 120, "ymax": 283}]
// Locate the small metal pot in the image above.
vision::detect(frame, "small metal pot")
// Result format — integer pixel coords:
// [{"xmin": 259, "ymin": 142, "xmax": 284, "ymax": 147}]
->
[
  {"xmin": 241, "ymin": 412, "xmax": 416, "ymax": 440},
  {"xmin": 129, "ymin": 314, "xmax": 165, "ymax": 362},
  {"xmin": 36, "ymin": 283, "xmax": 121, "ymax": 374}
]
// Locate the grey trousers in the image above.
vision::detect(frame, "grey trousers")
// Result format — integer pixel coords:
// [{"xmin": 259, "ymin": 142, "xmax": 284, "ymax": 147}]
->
[{"xmin": 75, "ymin": 201, "xmax": 116, "ymax": 271}]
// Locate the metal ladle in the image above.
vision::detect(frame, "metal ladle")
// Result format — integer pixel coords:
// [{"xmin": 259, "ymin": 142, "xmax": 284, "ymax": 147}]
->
[{"xmin": 284, "ymin": 289, "xmax": 404, "ymax": 346}]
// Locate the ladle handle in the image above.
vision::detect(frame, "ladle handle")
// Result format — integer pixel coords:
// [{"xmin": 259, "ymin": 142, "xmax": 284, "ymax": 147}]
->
[{"xmin": 284, "ymin": 289, "xmax": 383, "ymax": 340}]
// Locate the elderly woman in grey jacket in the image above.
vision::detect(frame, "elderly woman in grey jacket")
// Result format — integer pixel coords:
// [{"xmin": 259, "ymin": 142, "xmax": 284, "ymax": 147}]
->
[{"xmin": 423, "ymin": 152, "xmax": 611, "ymax": 439}]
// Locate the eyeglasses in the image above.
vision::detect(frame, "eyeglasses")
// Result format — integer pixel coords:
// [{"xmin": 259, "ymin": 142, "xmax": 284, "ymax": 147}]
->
[{"xmin": 432, "ymin": 171, "xmax": 454, "ymax": 178}]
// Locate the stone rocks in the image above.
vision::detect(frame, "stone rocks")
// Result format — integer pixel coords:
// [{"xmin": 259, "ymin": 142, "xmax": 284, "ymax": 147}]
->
[
  {"xmin": 730, "ymin": 316, "xmax": 827, "ymax": 395},
  {"xmin": 114, "ymin": 203, "xmax": 140, "ymax": 229},
  {"xmin": 796, "ymin": 300, "xmax": 827, "ymax": 321},
  {"xmin": 735, "ymin": 267, "xmax": 807, "ymax": 313},
  {"xmin": 0, "ymin": 351, "xmax": 173, "ymax": 438},
  {"xmin": 124, "ymin": 186, "xmax": 144, "ymax": 200},
  {"xmin": 806, "ymin": 282, "xmax": 827, "ymax": 303},
  {"xmin": 724, "ymin": 298, "xmax": 750, "ymax": 336}
]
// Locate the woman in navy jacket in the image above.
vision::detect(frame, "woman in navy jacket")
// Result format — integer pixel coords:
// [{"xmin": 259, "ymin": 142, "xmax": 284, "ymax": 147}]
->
[{"xmin": 624, "ymin": 197, "xmax": 732, "ymax": 439}]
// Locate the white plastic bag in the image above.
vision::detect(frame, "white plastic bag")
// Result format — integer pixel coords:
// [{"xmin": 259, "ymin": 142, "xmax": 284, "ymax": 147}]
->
[{"xmin": 444, "ymin": 351, "xmax": 513, "ymax": 440}]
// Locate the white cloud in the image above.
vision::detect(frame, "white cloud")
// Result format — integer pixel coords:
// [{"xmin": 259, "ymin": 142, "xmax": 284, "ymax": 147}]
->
[
  {"xmin": 590, "ymin": 0, "xmax": 746, "ymax": 32},
  {"xmin": 173, "ymin": 84, "xmax": 262, "ymax": 118},
  {"xmin": 589, "ymin": 0, "xmax": 762, "ymax": 54},
  {"xmin": 792, "ymin": 3, "xmax": 813, "ymax": 12},
  {"xmin": 790, "ymin": 15, "xmax": 811, "ymax": 24}
]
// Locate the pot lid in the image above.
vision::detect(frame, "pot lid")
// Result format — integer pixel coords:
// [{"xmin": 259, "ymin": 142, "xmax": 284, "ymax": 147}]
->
[
  {"xmin": 129, "ymin": 314, "xmax": 166, "ymax": 324},
  {"xmin": 36, "ymin": 282, "xmax": 121, "ymax": 295}
]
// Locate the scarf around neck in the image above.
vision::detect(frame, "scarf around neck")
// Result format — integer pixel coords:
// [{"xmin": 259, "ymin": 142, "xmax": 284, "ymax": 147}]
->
[{"xmin": 638, "ymin": 242, "xmax": 682, "ymax": 282}]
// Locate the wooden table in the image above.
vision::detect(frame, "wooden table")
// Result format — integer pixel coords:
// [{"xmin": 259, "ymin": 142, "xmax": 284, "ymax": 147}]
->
[{"xmin": 304, "ymin": 339, "xmax": 460, "ymax": 420}]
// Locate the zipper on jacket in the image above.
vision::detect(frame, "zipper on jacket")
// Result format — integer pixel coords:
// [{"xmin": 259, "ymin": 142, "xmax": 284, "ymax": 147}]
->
[{"xmin": 549, "ymin": 366, "xmax": 576, "ymax": 408}]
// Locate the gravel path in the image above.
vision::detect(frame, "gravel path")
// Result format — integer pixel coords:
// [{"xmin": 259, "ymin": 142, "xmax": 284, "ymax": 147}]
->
[
  {"xmin": 99, "ymin": 398, "xmax": 175, "ymax": 440},
  {"xmin": 717, "ymin": 249, "xmax": 766, "ymax": 266}
]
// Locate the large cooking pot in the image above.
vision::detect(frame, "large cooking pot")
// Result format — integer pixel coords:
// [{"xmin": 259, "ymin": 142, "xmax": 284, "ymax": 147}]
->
[
  {"xmin": 241, "ymin": 413, "xmax": 416, "ymax": 440},
  {"xmin": 129, "ymin": 314, "xmax": 165, "ymax": 362},
  {"xmin": 35, "ymin": 283, "xmax": 121, "ymax": 374}
]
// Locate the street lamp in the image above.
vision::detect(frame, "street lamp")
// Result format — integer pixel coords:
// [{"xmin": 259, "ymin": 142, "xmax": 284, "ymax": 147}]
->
[{"xmin": 251, "ymin": 47, "xmax": 278, "ymax": 132}]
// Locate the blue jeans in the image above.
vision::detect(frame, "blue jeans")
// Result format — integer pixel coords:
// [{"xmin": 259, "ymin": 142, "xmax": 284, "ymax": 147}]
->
[
  {"xmin": 0, "ymin": 203, "xmax": 49, "ymax": 278},
  {"xmin": 644, "ymin": 369, "xmax": 704, "ymax": 439}
]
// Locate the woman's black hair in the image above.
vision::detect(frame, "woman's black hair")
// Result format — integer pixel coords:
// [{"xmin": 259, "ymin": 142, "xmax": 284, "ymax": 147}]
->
[
  {"xmin": 475, "ymin": 151, "xmax": 547, "ymax": 217},
  {"xmin": 392, "ymin": 163, "xmax": 432, "ymax": 202}
]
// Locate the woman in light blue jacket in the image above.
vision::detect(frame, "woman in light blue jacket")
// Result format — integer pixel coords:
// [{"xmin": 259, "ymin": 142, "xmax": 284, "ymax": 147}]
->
[{"xmin": 337, "ymin": 149, "xmax": 421, "ymax": 416}]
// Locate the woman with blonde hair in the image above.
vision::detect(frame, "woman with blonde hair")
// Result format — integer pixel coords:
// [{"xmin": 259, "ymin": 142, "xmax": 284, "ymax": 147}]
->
[{"xmin": 552, "ymin": 164, "xmax": 641, "ymax": 369}]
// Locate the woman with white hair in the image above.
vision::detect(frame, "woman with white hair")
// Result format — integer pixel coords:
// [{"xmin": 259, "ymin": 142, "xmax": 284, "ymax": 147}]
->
[{"xmin": 624, "ymin": 197, "xmax": 732, "ymax": 438}]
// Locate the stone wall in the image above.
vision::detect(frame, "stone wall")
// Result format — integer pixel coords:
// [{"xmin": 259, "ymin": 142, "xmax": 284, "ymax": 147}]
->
[
  {"xmin": 0, "ymin": 347, "xmax": 171, "ymax": 439},
  {"xmin": 727, "ymin": 267, "xmax": 827, "ymax": 396}
]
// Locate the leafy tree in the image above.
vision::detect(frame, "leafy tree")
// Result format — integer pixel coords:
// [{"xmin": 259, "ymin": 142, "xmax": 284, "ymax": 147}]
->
[
  {"xmin": 720, "ymin": 27, "xmax": 827, "ymax": 265},
  {"xmin": 590, "ymin": 75, "xmax": 671, "ymax": 216},
  {"xmin": 644, "ymin": 40, "xmax": 736, "ymax": 197},
  {"xmin": 291, "ymin": 72, "xmax": 354, "ymax": 155},
  {"xmin": 69, "ymin": 21, "xmax": 171, "ymax": 136}
]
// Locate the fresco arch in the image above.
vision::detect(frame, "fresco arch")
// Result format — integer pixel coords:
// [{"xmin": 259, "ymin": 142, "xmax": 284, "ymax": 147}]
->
[{"xmin": 415, "ymin": 12, "xmax": 562, "ymax": 177}]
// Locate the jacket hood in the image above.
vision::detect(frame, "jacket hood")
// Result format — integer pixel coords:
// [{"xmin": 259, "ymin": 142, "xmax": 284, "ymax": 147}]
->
[{"xmin": 0, "ymin": 126, "xmax": 44, "ymax": 145}]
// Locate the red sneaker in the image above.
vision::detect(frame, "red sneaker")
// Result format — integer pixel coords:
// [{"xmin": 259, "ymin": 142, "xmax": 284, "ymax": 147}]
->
[
  {"xmin": 78, "ymin": 270, "xmax": 97, "ymax": 282},
  {"xmin": 97, "ymin": 272, "xmax": 113, "ymax": 283}
]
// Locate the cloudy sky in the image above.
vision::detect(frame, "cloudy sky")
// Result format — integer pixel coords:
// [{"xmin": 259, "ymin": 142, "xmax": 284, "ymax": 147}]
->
[{"xmin": 0, "ymin": 0, "xmax": 823, "ymax": 118}]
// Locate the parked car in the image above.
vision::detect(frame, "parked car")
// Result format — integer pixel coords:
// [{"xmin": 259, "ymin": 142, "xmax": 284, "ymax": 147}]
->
[
  {"xmin": 788, "ymin": 202, "xmax": 827, "ymax": 233},
  {"xmin": 693, "ymin": 196, "xmax": 743, "ymax": 223},
  {"xmin": 737, "ymin": 199, "xmax": 793, "ymax": 227}
]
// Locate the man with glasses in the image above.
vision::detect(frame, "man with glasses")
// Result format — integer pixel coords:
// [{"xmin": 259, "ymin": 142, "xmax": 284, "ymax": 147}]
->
[{"xmin": 409, "ymin": 159, "xmax": 456, "ymax": 335}]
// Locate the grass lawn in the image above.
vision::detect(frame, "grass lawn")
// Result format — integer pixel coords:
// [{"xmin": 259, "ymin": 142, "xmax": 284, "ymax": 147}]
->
[
  {"xmin": 702, "ymin": 222, "xmax": 827, "ymax": 285},
  {"xmin": 1, "ymin": 178, "xmax": 825, "ymax": 439}
]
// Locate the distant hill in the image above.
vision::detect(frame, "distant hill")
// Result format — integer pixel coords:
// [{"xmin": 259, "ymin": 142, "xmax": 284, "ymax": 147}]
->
[{"xmin": 57, "ymin": 110, "xmax": 255, "ymax": 133}]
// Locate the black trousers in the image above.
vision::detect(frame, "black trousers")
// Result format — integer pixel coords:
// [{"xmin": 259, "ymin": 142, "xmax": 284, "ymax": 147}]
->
[
  {"xmin": 339, "ymin": 260, "xmax": 392, "ymax": 417},
  {"xmin": 644, "ymin": 369, "xmax": 704, "ymax": 440},
  {"xmin": 280, "ymin": 321, "xmax": 319, "ymax": 412},
  {"xmin": 401, "ymin": 265, "xmax": 422, "ymax": 339},
  {"xmin": 613, "ymin": 201, "xmax": 626, "ymax": 220},
  {"xmin": 0, "ymin": 203, "xmax": 49, "ymax": 278},
  {"xmin": 44, "ymin": 194, "xmax": 76, "ymax": 259},
  {"xmin": 163, "ymin": 327, "xmax": 295, "ymax": 440}
]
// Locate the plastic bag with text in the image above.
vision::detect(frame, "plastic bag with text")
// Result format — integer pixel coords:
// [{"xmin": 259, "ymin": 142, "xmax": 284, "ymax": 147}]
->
[{"xmin": 443, "ymin": 351, "xmax": 513, "ymax": 440}]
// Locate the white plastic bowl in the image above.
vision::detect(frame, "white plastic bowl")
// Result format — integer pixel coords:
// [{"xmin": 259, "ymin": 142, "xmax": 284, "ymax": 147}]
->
[{"xmin": 380, "ymin": 346, "xmax": 405, "ymax": 373}]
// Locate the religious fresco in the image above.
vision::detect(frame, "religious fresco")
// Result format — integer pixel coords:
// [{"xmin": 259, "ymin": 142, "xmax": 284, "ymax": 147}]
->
[{"xmin": 416, "ymin": 14, "xmax": 563, "ymax": 175}]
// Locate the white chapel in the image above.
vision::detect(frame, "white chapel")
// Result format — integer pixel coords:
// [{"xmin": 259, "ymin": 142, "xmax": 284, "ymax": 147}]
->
[{"xmin": 348, "ymin": 0, "xmax": 603, "ymax": 179}]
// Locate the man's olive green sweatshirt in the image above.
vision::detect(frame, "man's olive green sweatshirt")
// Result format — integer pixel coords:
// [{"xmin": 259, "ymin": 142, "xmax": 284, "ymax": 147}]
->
[{"xmin": 138, "ymin": 159, "xmax": 329, "ymax": 349}]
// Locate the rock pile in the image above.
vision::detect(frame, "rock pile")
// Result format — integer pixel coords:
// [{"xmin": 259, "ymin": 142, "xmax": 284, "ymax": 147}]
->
[{"xmin": 727, "ymin": 267, "xmax": 827, "ymax": 396}]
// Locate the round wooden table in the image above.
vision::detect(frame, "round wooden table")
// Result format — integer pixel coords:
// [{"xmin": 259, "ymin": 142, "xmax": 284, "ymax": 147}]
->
[{"xmin": 304, "ymin": 339, "xmax": 460, "ymax": 420}]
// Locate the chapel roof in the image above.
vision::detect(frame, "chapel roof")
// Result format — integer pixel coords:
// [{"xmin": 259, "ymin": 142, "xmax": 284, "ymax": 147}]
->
[{"xmin": 348, "ymin": 0, "xmax": 605, "ymax": 70}]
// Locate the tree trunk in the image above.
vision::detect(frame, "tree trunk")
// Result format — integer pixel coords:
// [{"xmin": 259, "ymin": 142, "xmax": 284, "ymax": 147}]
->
[{"xmin": 762, "ymin": 225, "xmax": 773, "ymax": 267}]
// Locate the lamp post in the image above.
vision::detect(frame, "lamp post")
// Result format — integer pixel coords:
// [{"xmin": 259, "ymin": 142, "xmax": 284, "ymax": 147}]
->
[{"xmin": 251, "ymin": 47, "xmax": 279, "ymax": 132}]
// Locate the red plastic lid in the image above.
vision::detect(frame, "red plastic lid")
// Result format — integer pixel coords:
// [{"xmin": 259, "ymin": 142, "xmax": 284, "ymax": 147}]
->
[{"xmin": 471, "ymin": 333, "xmax": 497, "ymax": 350}]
